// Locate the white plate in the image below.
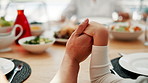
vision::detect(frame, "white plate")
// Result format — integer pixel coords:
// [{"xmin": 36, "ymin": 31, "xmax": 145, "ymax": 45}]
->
[
  {"xmin": 0, "ymin": 58, "xmax": 14, "ymax": 74},
  {"xmin": 119, "ymin": 53, "xmax": 148, "ymax": 76},
  {"xmin": 79, "ymin": 17, "xmax": 113, "ymax": 25},
  {"xmin": 56, "ymin": 38, "xmax": 68, "ymax": 43}
]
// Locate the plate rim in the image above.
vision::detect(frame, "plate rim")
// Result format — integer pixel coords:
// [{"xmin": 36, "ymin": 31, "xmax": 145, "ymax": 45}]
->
[
  {"xmin": 119, "ymin": 53, "xmax": 148, "ymax": 76},
  {"xmin": 0, "ymin": 58, "xmax": 15, "ymax": 74},
  {"xmin": 55, "ymin": 38, "xmax": 68, "ymax": 43}
]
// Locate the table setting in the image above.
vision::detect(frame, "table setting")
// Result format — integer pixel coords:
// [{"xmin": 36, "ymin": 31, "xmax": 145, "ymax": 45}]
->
[
  {"xmin": 0, "ymin": 57, "xmax": 31, "ymax": 83},
  {"xmin": 1, "ymin": 14, "xmax": 148, "ymax": 82},
  {"xmin": 0, "ymin": 1, "xmax": 148, "ymax": 82},
  {"xmin": 111, "ymin": 52, "xmax": 148, "ymax": 79}
]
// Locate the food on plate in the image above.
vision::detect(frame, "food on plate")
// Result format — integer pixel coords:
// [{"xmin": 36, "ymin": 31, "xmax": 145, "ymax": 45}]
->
[
  {"xmin": 111, "ymin": 25, "xmax": 142, "ymax": 32},
  {"xmin": 0, "ymin": 17, "xmax": 13, "ymax": 27},
  {"xmin": 30, "ymin": 24, "xmax": 44, "ymax": 36},
  {"xmin": 24, "ymin": 36, "xmax": 52, "ymax": 44},
  {"xmin": 31, "ymin": 26, "xmax": 41, "ymax": 30},
  {"xmin": 54, "ymin": 26, "xmax": 76, "ymax": 39}
]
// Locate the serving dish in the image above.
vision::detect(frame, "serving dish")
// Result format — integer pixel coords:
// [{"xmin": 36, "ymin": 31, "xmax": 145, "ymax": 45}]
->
[
  {"xmin": 109, "ymin": 22, "xmax": 144, "ymax": 40},
  {"xmin": 18, "ymin": 36, "xmax": 55, "ymax": 54}
]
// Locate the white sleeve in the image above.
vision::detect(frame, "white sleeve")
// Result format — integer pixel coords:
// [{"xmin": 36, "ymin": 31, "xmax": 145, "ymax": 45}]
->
[
  {"xmin": 90, "ymin": 45, "xmax": 136, "ymax": 83},
  {"xmin": 136, "ymin": 76, "xmax": 148, "ymax": 83},
  {"xmin": 61, "ymin": 0, "xmax": 77, "ymax": 19}
]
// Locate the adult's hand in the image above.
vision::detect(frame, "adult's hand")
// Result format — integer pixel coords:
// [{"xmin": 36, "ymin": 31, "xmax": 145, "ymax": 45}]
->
[
  {"xmin": 50, "ymin": 19, "xmax": 93, "ymax": 83},
  {"xmin": 66, "ymin": 19, "xmax": 93, "ymax": 63},
  {"xmin": 84, "ymin": 21, "xmax": 108, "ymax": 46}
]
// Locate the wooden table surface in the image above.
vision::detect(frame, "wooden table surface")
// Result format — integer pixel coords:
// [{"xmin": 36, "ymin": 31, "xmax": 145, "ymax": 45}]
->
[{"xmin": 0, "ymin": 33, "xmax": 148, "ymax": 83}]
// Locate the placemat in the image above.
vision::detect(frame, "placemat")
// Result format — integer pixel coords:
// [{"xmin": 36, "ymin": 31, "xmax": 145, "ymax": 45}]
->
[
  {"xmin": 5, "ymin": 58, "xmax": 31, "ymax": 83},
  {"xmin": 111, "ymin": 57, "xmax": 140, "ymax": 79}
]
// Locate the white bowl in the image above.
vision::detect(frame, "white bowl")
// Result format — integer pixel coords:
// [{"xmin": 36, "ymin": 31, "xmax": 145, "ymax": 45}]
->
[
  {"xmin": 110, "ymin": 31, "xmax": 143, "ymax": 40},
  {"xmin": 18, "ymin": 36, "xmax": 55, "ymax": 54},
  {"xmin": 0, "ymin": 24, "xmax": 23, "ymax": 51},
  {"xmin": 0, "ymin": 26, "xmax": 12, "ymax": 33},
  {"xmin": 30, "ymin": 24, "xmax": 44, "ymax": 36},
  {"xmin": 109, "ymin": 22, "xmax": 144, "ymax": 40}
]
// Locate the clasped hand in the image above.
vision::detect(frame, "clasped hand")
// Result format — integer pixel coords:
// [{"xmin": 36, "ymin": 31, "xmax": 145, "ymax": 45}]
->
[{"xmin": 65, "ymin": 19, "xmax": 108, "ymax": 63}]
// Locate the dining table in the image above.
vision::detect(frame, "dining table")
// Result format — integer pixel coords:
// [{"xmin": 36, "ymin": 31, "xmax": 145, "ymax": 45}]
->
[{"xmin": 0, "ymin": 29, "xmax": 148, "ymax": 83}]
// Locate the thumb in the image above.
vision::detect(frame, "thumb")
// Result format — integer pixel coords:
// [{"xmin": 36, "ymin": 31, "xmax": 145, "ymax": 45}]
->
[{"xmin": 74, "ymin": 19, "xmax": 89, "ymax": 36}]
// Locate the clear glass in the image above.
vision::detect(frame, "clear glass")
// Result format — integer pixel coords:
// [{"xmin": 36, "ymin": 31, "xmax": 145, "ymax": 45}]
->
[
  {"xmin": 0, "ymin": 0, "xmax": 10, "ymax": 17},
  {"xmin": 4, "ymin": 2, "xmax": 49, "ymax": 23},
  {"xmin": 4, "ymin": 1, "xmax": 49, "ymax": 35},
  {"xmin": 144, "ymin": 17, "xmax": 148, "ymax": 46}
]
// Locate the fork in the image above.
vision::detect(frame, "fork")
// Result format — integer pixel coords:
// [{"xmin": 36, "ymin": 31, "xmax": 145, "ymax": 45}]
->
[{"xmin": 9, "ymin": 63, "xmax": 23, "ymax": 83}]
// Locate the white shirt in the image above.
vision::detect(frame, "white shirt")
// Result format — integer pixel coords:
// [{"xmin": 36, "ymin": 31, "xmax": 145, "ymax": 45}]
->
[
  {"xmin": 91, "ymin": 45, "xmax": 148, "ymax": 83},
  {"xmin": 62, "ymin": 0, "xmax": 123, "ymax": 19}
]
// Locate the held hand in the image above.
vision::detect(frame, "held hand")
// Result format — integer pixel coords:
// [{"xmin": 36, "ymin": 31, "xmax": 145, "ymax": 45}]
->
[
  {"xmin": 50, "ymin": 19, "xmax": 92, "ymax": 83},
  {"xmin": 65, "ymin": 19, "xmax": 93, "ymax": 63},
  {"xmin": 84, "ymin": 21, "xmax": 108, "ymax": 46}
]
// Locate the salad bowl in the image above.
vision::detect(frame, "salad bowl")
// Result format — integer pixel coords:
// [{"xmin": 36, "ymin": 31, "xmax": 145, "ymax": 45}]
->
[
  {"xmin": 18, "ymin": 36, "xmax": 55, "ymax": 54},
  {"xmin": 109, "ymin": 22, "xmax": 143, "ymax": 40}
]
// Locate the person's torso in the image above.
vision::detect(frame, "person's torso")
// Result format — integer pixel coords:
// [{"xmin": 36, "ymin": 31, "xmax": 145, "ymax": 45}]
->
[{"xmin": 75, "ymin": 0, "xmax": 119, "ymax": 19}]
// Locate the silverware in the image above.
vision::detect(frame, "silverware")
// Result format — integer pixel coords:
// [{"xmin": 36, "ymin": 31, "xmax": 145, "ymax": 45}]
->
[
  {"xmin": 9, "ymin": 63, "xmax": 23, "ymax": 83},
  {"xmin": 110, "ymin": 63, "xmax": 120, "ymax": 77}
]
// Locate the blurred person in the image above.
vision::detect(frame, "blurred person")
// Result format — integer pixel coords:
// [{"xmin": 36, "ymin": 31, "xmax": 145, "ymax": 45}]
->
[
  {"xmin": 60, "ymin": 0, "xmax": 130, "ymax": 22},
  {"xmin": 51, "ymin": 19, "xmax": 148, "ymax": 83}
]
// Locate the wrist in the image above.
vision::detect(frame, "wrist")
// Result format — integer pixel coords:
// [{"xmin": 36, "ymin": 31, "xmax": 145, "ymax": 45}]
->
[
  {"xmin": 93, "ymin": 29, "xmax": 108, "ymax": 46},
  {"xmin": 63, "ymin": 53, "xmax": 80, "ymax": 66},
  {"xmin": 55, "ymin": 53, "xmax": 80, "ymax": 83}
]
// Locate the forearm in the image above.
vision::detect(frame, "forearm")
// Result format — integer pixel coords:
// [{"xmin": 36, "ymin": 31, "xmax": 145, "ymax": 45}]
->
[
  {"xmin": 50, "ymin": 54, "xmax": 79, "ymax": 83},
  {"xmin": 61, "ymin": 0, "xmax": 76, "ymax": 19},
  {"xmin": 90, "ymin": 46, "xmax": 136, "ymax": 83},
  {"xmin": 90, "ymin": 45, "xmax": 110, "ymax": 83}
]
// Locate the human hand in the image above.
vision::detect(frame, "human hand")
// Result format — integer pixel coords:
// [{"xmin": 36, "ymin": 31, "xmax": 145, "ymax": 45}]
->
[
  {"xmin": 65, "ymin": 19, "xmax": 93, "ymax": 63},
  {"xmin": 84, "ymin": 21, "xmax": 108, "ymax": 46}
]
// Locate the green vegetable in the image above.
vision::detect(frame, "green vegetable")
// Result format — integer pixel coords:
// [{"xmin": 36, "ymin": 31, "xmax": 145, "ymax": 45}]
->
[
  {"xmin": 116, "ymin": 26, "xmax": 126, "ymax": 32},
  {"xmin": 0, "ymin": 17, "xmax": 13, "ymax": 27},
  {"xmin": 24, "ymin": 36, "xmax": 52, "ymax": 44}
]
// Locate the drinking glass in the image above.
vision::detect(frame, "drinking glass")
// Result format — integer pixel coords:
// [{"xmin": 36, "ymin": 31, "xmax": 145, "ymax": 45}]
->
[
  {"xmin": 5, "ymin": 1, "xmax": 49, "ymax": 23},
  {"xmin": 5, "ymin": 1, "xmax": 49, "ymax": 35},
  {"xmin": 144, "ymin": 17, "xmax": 148, "ymax": 46},
  {"xmin": 0, "ymin": 0, "xmax": 10, "ymax": 17}
]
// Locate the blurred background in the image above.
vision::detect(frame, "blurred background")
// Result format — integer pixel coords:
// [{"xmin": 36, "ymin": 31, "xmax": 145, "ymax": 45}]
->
[{"xmin": 0, "ymin": 0, "xmax": 148, "ymax": 21}]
